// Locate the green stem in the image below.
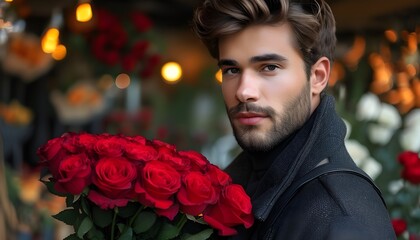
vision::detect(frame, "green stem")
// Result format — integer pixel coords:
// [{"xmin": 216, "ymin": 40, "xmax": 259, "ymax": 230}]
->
[
  {"xmin": 111, "ymin": 207, "xmax": 118, "ymax": 240},
  {"xmin": 176, "ymin": 214, "xmax": 188, "ymax": 231},
  {"xmin": 128, "ymin": 205, "xmax": 145, "ymax": 227}
]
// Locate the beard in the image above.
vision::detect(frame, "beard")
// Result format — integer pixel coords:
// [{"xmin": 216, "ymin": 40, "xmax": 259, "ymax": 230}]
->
[{"xmin": 227, "ymin": 82, "xmax": 311, "ymax": 153}]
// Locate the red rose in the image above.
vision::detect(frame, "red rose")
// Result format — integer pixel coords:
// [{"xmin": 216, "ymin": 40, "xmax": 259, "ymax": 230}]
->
[
  {"xmin": 122, "ymin": 53, "xmax": 137, "ymax": 72},
  {"xmin": 132, "ymin": 40, "xmax": 149, "ymax": 59},
  {"xmin": 401, "ymin": 163, "xmax": 420, "ymax": 184},
  {"xmin": 94, "ymin": 135, "xmax": 124, "ymax": 157},
  {"xmin": 410, "ymin": 233, "xmax": 420, "ymax": 240},
  {"xmin": 204, "ymin": 184, "xmax": 254, "ymax": 236},
  {"xmin": 54, "ymin": 153, "xmax": 92, "ymax": 195},
  {"xmin": 135, "ymin": 161, "xmax": 181, "ymax": 220},
  {"xmin": 391, "ymin": 218, "xmax": 407, "ymax": 236},
  {"xmin": 76, "ymin": 132, "xmax": 98, "ymax": 153},
  {"xmin": 398, "ymin": 151, "xmax": 419, "ymax": 166},
  {"xmin": 178, "ymin": 150, "xmax": 209, "ymax": 172},
  {"xmin": 207, "ymin": 165, "xmax": 232, "ymax": 187},
  {"xmin": 152, "ymin": 139, "xmax": 176, "ymax": 151},
  {"xmin": 130, "ymin": 11, "xmax": 152, "ymax": 32},
  {"xmin": 177, "ymin": 171, "xmax": 218, "ymax": 216},
  {"xmin": 92, "ymin": 157, "xmax": 137, "ymax": 200},
  {"xmin": 140, "ymin": 54, "xmax": 161, "ymax": 79},
  {"xmin": 159, "ymin": 151, "xmax": 191, "ymax": 172},
  {"xmin": 37, "ymin": 137, "xmax": 67, "ymax": 178},
  {"xmin": 88, "ymin": 190, "xmax": 130, "ymax": 210},
  {"xmin": 125, "ymin": 143, "xmax": 158, "ymax": 163}
]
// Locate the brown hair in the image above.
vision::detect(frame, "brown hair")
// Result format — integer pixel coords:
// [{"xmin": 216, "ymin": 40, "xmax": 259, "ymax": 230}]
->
[{"xmin": 192, "ymin": 0, "xmax": 337, "ymax": 74}]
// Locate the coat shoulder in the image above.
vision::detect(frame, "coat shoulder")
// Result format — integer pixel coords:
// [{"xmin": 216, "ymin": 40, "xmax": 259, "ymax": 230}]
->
[{"xmin": 265, "ymin": 172, "xmax": 396, "ymax": 240}]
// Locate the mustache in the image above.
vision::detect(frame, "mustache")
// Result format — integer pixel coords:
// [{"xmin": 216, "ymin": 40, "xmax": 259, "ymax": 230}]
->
[{"xmin": 228, "ymin": 102, "xmax": 275, "ymax": 117}]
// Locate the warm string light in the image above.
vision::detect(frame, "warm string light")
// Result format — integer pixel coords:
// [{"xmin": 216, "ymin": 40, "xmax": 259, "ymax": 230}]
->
[
  {"xmin": 76, "ymin": 2, "xmax": 92, "ymax": 22},
  {"xmin": 369, "ymin": 28, "xmax": 420, "ymax": 113},
  {"xmin": 41, "ymin": 9, "xmax": 67, "ymax": 60},
  {"xmin": 161, "ymin": 61, "xmax": 182, "ymax": 84},
  {"xmin": 41, "ymin": 27, "xmax": 59, "ymax": 53}
]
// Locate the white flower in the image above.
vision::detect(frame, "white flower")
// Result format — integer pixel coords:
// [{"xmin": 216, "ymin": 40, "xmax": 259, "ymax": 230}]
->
[
  {"xmin": 367, "ymin": 123, "xmax": 395, "ymax": 146},
  {"xmin": 399, "ymin": 125, "xmax": 420, "ymax": 152},
  {"xmin": 404, "ymin": 109, "xmax": 420, "ymax": 129},
  {"xmin": 356, "ymin": 93, "xmax": 381, "ymax": 121},
  {"xmin": 388, "ymin": 179, "xmax": 404, "ymax": 195},
  {"xmin": 345, "ymin": 139, "xmax": 369, "ymax": 166},
  {"xmin": 345, "ymin": 139, "xmax": 383, "ymax": 180},
  {"xmin": 361, "ymin": 157, "xmax": 382, "ymax": 180},
  {"xmin": 377, "ymin": 103, "xmax": 402, "ymax": 129}
]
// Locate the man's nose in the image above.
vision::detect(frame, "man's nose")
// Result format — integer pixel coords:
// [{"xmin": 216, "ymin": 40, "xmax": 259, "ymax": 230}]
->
[{"xmin": 236, "ymin": 71, "xmax": 259, "ymax": 103}]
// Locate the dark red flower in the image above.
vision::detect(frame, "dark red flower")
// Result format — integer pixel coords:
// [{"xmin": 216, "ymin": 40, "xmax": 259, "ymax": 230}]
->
[
  {"xmin": 391, "ymin": 218, "xmax": 407, "ymax": 236},
  {"xmin": 177, "ymin": 171, "xmax": 218, "ymax": 216},
  {"xmin": 203, "ymin": 184, "xmax": 254, "ymax": 236},
  {"xmin": 398, "ymin": 151, "xmax": 419, "ymax": 167},
  {"xmin": 401, "ymin": 163, "xmax": 420, "ymax": 184},
  {"xmin": 130, "ymin": 11, "xmax": 153, "ymax": 32}
]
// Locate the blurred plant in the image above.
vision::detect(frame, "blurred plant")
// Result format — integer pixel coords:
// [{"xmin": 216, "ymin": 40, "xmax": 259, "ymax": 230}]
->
[
  {"xmin": 78, "ymin": 7, "xmax": 162, "ymax": 79},
  {"xmin": 341, "ymin": 91, "xmax": 420, "ymax": 239},
  {"xmin": 0, "ymin": 100, "xmax": 33, "ymax": 126}
]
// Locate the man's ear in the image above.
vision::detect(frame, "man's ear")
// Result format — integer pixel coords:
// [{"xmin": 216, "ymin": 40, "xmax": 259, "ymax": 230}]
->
[{"xmin": 310, "ymin": 56, "xmax": 330, "ymax": 96}]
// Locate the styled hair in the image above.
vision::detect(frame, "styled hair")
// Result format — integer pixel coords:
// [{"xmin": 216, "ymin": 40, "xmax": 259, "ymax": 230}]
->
[{"xmin": 192, "ymin": 0, "xmax": 337, "ymax": 73}]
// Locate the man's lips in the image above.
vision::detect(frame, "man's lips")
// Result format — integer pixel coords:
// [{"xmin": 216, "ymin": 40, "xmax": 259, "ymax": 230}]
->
[{"xmin": 234, "ymin": 112, "xmax": 268, "ymax": 125}]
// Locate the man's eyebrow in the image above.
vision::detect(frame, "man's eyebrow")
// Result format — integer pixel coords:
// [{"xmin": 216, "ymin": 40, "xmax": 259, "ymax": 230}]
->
[
  {"xmin": 218, "ymin": 59, "xmax": 237, "ymax": 68},
  {"xmin": 218, "ymin": 54, "xmax": 287, "ymax": 68},
  {"xmin": 250, "ymin": 53, "xmax": 287, "ymax": 63}
]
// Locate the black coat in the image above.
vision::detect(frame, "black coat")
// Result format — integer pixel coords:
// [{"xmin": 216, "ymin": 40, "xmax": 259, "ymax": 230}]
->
[{"xmin": 224, "ymin": 95, "xmax": 396, "ymax": 240}]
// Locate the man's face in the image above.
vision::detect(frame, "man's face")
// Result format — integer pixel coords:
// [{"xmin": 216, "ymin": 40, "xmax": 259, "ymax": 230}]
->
[{"xmin": 218, "ymin": 23, "xmax": 312, "ymax": 152}]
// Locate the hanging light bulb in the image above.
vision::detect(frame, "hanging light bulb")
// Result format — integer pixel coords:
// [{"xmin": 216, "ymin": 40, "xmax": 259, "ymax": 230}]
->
[
  {"xmin": 161, "ymin": 61, "xmax": 182, "ymax": 84},
  {"xmin": 41, "ymin": 27, "xmax": 59, "ymax": 53},
  {"xmin": 41, "ymin": 9, "xmax": 63, "ymax": 54},
  {"xmin": 52, "ymin": 44, "xmax": 66, "ymax": 60},
  {"xmin": 76, "ymin": 2, "xmax": 92, "ymax": 22}
]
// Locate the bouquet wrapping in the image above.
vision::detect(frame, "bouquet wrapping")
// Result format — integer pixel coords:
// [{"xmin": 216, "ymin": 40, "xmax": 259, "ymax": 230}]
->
[{"xmin": 37, "ymin": 132, "xmax": 254, "ymax": 240}]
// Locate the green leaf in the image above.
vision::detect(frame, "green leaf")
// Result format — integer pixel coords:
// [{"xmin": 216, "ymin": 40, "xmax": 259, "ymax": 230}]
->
[
  {"xmin": 77, "ymin": 216, "xmax": 94, "ymax": 238},
  {"xmin": 81, "ymin": 196, "xmax": 91, "ymax": 216},
  {"xmin": 183, "ymin": 229, "xmax": 213, "ymax": 240},
  {"xmin": 118, "ymin": 227, "xmax": 133, "ymax": 240},
  {"xmin": 118, "ymin": 202, "xmax": 141, "ymax": 218},
  {"xmin": 133, "ymin": 211, "xmax": 157, "ymax": 234},
  {"xmin": 41, "ymin": 178, "xmax": 67, "ymax": 197},
  {"xmin": 86, "ymin": 227, "xmax": 105, "ymax": 240},
  {"xmin": 186, "ymin": 215, "xmax": 207, "ymax": 225},
  {"xmin": 66, "ymin": 195, "xmax": 75, "ymax": 207},
  {"xmin": 92, "ymin": 205, "xmax": 113, "ymax": 228},
  {"xmin": 156, "ymin": 222, "xmax": 180, "ymax": 240},
  {"xmin": 53, "ymin": 209, "xmax": 80, "ymax": 225},
  {"xmin": 117, "ymin": 223, "xmax": 126, "ymax": 232},
  {"xmin": 63, "ymin": 233, "xmax": 83, "ymax": 240}
]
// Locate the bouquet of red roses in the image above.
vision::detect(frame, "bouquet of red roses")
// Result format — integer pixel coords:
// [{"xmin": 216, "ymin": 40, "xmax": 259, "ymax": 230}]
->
[{"xmin": 37, "ymin": 132, "xmax": 254, "ymax": 240}]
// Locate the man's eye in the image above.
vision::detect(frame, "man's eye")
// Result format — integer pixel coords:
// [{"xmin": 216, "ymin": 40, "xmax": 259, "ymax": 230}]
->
[
  {"xmin": 262, "ymin": 65, "xmax": 279, "ymax": 71},
  {"xmin": 222, "ymin": 68, "xmax": 240, "ymax": 75}
]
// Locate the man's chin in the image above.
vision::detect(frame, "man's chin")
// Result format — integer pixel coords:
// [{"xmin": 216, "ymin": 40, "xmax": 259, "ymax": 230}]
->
[{"xmin": 235, "ymin": 133, "xmax": 275, "ymax": 153}]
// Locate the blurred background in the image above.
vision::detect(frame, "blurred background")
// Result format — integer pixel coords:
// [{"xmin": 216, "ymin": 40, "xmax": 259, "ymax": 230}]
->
[{"xmin": 0, "ymin": 0, "xmax": 420, "ymax": 239}]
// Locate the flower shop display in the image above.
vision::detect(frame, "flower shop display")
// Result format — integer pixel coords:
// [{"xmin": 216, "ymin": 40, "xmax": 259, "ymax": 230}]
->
[
  {"xmin": 80, "ymin": 8, "xmax": 162, "ymax": 80},
  {"xmin": 1, "ymin": 33, "xmax": 54, "ymax": 82},
  {"xmin": 36, "ymin": 132, "xmax": 254, "ymax": 239},
  {"xmin": 50, "ymin": 81, "xmax": 119, "ymax": 126}
]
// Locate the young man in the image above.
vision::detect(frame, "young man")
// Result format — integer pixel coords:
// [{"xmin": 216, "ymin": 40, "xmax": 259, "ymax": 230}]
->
[{"xmin": 192, "ymin": 0, "xmax": 396, "ymax": 239}]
